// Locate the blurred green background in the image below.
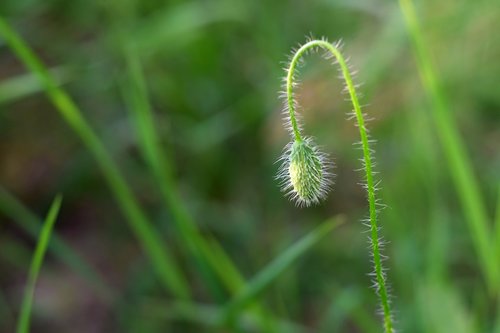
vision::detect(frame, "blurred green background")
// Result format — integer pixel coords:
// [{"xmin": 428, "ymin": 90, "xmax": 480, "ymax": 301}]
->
[{"xmin": 1, "ymin": 0, "xmax": 499, "ymax": 332}]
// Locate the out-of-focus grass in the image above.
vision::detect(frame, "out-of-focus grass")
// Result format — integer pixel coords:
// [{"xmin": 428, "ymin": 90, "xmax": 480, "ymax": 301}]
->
[
  {"xmin": 0, "ymin": 0, "xmax": 499, "ymax": 332},
  {"xmin": 0, "ymin": 186, "xmax": 112, "ymax": 300},
  {"xmin": 399, "ymin": 0, "xmax": 498, "ymax": 292},
  {"xmin": 121, "ymin": 46, "xmax": 280, "ymax": 332},
  {"xmin": 122, "ymin": 47, "xmax": 225, "ymax": 300},
  {"xmin": 496, "ymin": 184, "xmax": 500, "ymax": 260},
  {"xmin": 16, "ymin": 195, "xmax": 62, "ymax": 333},
  {"xmin": 221, "ymin": 217, "xmax": 343, "ymax": 327},
  {"xmin": 0, "ymin": 66, "xmax": 73, "ymax": 104},
  {"xmin": 0, "ymin": 16, "xmax": 189, "ymax": 299}
]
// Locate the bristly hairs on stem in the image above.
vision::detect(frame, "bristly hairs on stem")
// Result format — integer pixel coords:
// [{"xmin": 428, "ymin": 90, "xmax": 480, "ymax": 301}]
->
[{"xmin": 277, "ymin": 37, "xmax": 395, "ymax": 332}]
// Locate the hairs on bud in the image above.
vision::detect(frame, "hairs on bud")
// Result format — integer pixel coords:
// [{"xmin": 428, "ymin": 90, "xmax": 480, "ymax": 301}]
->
[{"xmin": 276, "ymin": 137, "xmax": 333, "ymax": 207}]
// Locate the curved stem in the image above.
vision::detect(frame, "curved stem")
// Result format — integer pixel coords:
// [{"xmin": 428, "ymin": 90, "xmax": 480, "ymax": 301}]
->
[{"xmin": 286, "ymin": 40, "xmax": 394, "ymax": 332}]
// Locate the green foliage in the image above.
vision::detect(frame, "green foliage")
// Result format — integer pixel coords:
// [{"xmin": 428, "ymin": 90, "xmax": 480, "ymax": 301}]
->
[
  {"xmin": 399, "ymin": 0, "xmax": 498, "ymax": 293},
  {"xmin": 0, "ymin": 0, "xmax": 499, "ymax": 332},
  {"xmin": 0, "ymin": 187, "xmax": 112, "ymax": 300},
  {"xmin": 0, "ymin": 16, "xmax": 190, "ymax": 300},
  {"xmin": 16, "ymin": 195, "xmax": 62, "ymax": 333},
  {"xmin": 220, "ymin": 217, "xmax": 343, "ymax": 327}
]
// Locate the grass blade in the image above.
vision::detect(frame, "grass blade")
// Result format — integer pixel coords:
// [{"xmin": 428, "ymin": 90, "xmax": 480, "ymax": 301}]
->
[
  {"xmin": 122, "ymin": 48, "xmax": 284, "ymax": 331},
  {"xmin": 220, "ymin": 217, "xmax": 344, "ymax": 326},
  {"xmin": 16, "ymin": 195, "xmax": 62, "ymax": 333},
  {"xmin": 496, "ymin": 294, "xmax": 500, "ymax": 333},
  {"xmin": 137, "ymin": 299, "xmax": 308, "ymax": 333},
  {"xmin": 130, "ymin": 1, "xmax": 247, "ymax": 55},
  {"xmin": 121, "ymin": 48, "xmax": 225, "ymax": 300},
  {"xmin": 0, "ymin": 17, "xmax": 189, "ymax": 299},
  {"xmin": 398, "ymin": 0, "xmax": 497, "ymax": 290},
  {"xmin": 494, "ymin": 184, "xmax": 500, "ymax": 333},
  {"xmin": 0, "ymin": 186, "xmax": 112, "ymax": 301},
  {"xmin": 495, "ymin": 183, "xmax": 500, "ymax": 262},
  {"xmin": 196, "ymin": 235, "xmax": 246, "ymax": 294},
  {"xmin": 0, "ymin": 66, "xmax": 72, "ymax": 104}
]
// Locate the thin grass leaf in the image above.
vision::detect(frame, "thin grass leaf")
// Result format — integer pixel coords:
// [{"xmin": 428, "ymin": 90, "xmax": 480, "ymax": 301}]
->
[
  {"xmin": 16, "ymin": 195, "xmax": 62, "ymax": 333},
  {"xmin": 496, "ymin": 297, "xmax": 500, "ymax": 333},
  {"xmin": 0, "ymin": 66, "xmax": 72, "ymax": 104},
  {"xmin": 495, "ymin": 183, "xmax": 500, "ymax": 262},
  {"xmin": 196, "ymin": 235, "xmax": 246, "ymax": 294},
  {"xmin": 0, "ymin": 17, "xmax": 189, "ymax": 299},
  {"xmin": 121, "ymin": 49, "xmax": 279, "ymax": 332},
  {"xmin": 130, "ymin": 1, "xmax": 247, "ymax": 55},
  {"xmin": 398, "ymin": 0, "xmax": 498, "ymax": 290},
  {"xmin": 494, "ymin": 184, "xmax": 500, "ymax": 333},
  {"xmin": 318, "ymin": 287, "xmax": 379, "ymax": 333},
  {"xmin": 121, "ymin": 48, "xmax": 225, "ymax": 300},
  {"xmin": 220, "ymin": 217, "xmax": 344, "ymax": 326},
  {"xmin": 196, "ymin": 234, "xmax": 282, "ymax": 331},
  {"xmin": 138, "ymin": 299, "xmax": 307, "ymax": 333},
  {"xmin": 417, "ymin": 283, "xmax": 477, "ymax": 333},
  {"xmin": 0, "ymin": 186, "xmax": 112, "ymax": 301},
  {"xmin": 122, "ymin": 46, "xmax": 261, "ymax": 298},
  {"xmin": 122, "ymin": 46, "xmax": 279, "ymax": 300}
]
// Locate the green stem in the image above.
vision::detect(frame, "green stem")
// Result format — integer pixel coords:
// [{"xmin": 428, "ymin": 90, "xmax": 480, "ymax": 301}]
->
[
  {"xmin": 286, "ymin": 40, "xmax": 394, "ymax": 332},
  {"xmin": 285, "ymin": 52, "xmax": 303, "ymax": 142}
]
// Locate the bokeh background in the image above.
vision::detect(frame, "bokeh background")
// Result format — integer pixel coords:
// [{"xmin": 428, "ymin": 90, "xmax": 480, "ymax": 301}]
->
[{"xmin": 1, "ymin": 0, "xmax": 499, "ymax": 332}]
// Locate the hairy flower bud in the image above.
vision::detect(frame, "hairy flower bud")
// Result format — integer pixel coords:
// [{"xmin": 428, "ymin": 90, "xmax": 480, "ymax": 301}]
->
[
  {"xmin": 289, "ymin": 140, "xmax": 322, "ymax": 199},
  {"xmin": 278, "ymin": 138, "xmax": 332, "ymax": 207}
]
